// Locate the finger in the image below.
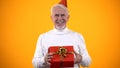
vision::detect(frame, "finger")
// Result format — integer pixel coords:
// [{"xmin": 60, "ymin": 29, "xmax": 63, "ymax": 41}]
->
[
  {"xmin": 47, "ymin": 56, "xmax": 53, "ymax": 59},
  {"xmin": 45, "ymin": 58, "xmax": 52, "ymax": 65},
  {"xmin": 46, "ymin": 58, "xmax": 51, "ymax": 62},
  {"xmin": 45, "ymin": 55, "xmax": 53, "ymax": 62},
  {"xmin": 74, "ymin": 51, "xmax": 81, "ymax": 57},
  {"xmin": 74, "ymin": 51, "xmax": 78, "ymax": 55},
  {"xmin": 47, "ymin": 52, "xmax": 54, "ymax": 56},
  {"xmin": 46, "ymin": 58, "xmax": 52, "ymax": 65},
  {"xmin": 46, "ymin": 62, "xmax": 51, "ymax": 65},
  {"xmin": 44, "ymin": 53, "xmax": 54, "ymax": 65}
]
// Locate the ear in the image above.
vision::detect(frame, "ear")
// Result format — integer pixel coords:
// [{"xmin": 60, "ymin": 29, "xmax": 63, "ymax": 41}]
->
[
  {"xmin": 50, "ymin": 15, "xmax": 52, "ymax": 18},
  {"xmin": 67, "ymin": 15, "xmax": 70, "ymax": 21},
  {"xmin": 68, "ymin": 15, "xmax": 70, "ymax": 19},
  {"xmin": 50, "ymin": 15, "xmax": 54, "ymax": 23},
  {"xmin": 50, "ymin": 15, "xmax": 53, "ymax": 20}
]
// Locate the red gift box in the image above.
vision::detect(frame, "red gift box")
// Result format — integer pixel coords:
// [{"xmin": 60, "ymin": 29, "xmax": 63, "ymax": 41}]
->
[{"xmin": 48, "ymin": 46, "xmax": 74, "ymax": 68}]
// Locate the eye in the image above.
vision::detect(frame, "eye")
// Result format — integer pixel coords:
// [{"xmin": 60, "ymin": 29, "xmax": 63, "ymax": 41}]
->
[
  {"xmin": 55, "ymin": 14, "xmax": 59, "ymax": 17},
  {"xmin": 61, "ymin": 14, "xmax": 65, "ymax": 16}
]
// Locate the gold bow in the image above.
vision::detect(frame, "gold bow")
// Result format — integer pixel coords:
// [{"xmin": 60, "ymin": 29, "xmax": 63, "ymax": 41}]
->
[
  {"xmin": 56, "ymin": 46, "xmax": 74, "ymax": 58},
  {"xmin": 52, "ymin": 46, "xmax": 74, "ymax": 67}
]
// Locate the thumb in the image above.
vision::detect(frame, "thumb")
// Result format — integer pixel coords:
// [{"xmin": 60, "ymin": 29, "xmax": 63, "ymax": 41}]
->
[{"xmin": 74, "ymin": 51, "xmax": 79, "ymax": 56}]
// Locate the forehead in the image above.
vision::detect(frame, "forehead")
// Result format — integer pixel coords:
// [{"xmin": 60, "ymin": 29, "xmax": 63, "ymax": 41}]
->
[{"xmin": 52, "ymin": 6, "xmax": 67, "ymax": 14}]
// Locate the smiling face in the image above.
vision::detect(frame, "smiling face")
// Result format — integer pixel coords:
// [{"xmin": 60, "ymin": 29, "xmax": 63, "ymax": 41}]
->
[{"xmin": 51, "ymin": 5, "xmax": 69, "ymax": 30}]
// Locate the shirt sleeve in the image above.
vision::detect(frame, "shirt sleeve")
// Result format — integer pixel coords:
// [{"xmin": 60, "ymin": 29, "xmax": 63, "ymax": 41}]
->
[
  {"xmin": 32, "ymin": 35, "xmax": 45, "ymax": 68},
  {"xmin": 76, "ymin": 33, "xmax": 92, "ymax": 67}
]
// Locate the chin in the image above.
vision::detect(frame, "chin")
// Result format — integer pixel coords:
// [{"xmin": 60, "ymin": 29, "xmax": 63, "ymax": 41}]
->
[{"xmin": 56, "ymin": 26, "xmax": 65, "ymax": 30}]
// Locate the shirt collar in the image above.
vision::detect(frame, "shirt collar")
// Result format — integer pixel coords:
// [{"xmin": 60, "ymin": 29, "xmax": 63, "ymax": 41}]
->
[{"xmin": 53, "ymin": 27, "xmax": 70, "ymax": 35}]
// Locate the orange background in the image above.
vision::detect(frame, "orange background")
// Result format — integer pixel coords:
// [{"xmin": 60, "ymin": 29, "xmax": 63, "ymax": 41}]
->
[{"xmin": 0, "ymin": 0, "xmax": 120, "ymax": 68}]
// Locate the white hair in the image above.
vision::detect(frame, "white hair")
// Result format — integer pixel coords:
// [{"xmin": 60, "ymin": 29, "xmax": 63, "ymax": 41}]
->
[{"xmin": 51, "ymin": 4, "xmax": 69, "ymax": 15}]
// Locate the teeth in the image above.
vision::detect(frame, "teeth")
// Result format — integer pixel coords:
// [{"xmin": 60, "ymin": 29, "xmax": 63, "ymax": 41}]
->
[
  {"xmin": 57, "ymin": 20, "xmax": 64, "ymax": 24},
  {"xmin": 59, "ymin": 21, "xmax": 63, "ymax": 24}
]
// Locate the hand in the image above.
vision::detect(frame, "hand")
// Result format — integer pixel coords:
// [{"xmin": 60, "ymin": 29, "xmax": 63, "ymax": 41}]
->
[
  {"xmin": 74, "ymin": 51, "xmax": 82, "ymax": 64},
  {"xmin": 44, "ymin": 52, "xmax": 54, "ymax": 65}
]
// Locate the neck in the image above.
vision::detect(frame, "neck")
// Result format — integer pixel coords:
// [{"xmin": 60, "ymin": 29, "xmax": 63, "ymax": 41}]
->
[{"xmin": 55, "ymin": 27, "xmax": 66, "ymax": 31}]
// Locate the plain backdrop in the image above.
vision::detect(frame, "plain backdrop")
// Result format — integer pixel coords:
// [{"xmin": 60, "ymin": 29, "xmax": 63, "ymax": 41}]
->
[{"xmin": 0, "ymin": 0, "xmax": 120, "ymax": 68}]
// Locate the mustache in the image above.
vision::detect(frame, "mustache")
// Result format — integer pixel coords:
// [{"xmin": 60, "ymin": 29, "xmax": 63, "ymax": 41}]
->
[{"xmin": 55, "ymin": 19, "xmax": 66, "ymax": 24}]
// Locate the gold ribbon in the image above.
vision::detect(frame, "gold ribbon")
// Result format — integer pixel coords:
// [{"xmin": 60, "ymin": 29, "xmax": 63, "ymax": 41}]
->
[
  {"xmin": 56, "ymin": 46, "xmax": 74, "ymax": 58},
  {"xmin": 52, "ymin": 46, "xmax": 74, "ymax": 67}
]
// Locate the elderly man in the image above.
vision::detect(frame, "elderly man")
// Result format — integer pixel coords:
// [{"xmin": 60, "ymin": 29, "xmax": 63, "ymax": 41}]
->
[{"xmin": 32, "ymin": 0, "xmax": 91, "ymax": 68}]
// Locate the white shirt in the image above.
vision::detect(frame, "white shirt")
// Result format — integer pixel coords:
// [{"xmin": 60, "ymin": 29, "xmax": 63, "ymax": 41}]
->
[{"xmin": 32, "ymin": 28, "xmax": 91, "ymax": 68}]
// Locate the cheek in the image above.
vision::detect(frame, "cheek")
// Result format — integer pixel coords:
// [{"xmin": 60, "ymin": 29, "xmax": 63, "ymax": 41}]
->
[
  {"xmin": 52, "ymin": 17, "xmax": 57, "ymax": 21},
  {"xmin": 63, "ymin": 16, "xmax": 68, "ymax": 20},
  {"xmin": 64, "ymin": 18, "xmax": 68, "ymax": 22}
]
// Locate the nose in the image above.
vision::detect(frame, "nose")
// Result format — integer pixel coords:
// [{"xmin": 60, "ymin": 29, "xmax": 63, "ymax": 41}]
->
[{"xmin": 58, "ymin": 15, "xmax": 62, "ymax": 20}]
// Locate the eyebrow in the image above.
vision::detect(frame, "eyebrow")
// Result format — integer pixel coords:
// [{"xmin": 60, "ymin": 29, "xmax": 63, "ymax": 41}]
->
[{"xmin": 55, "ymin": 14, "xmax": 65, "ymax": 16}]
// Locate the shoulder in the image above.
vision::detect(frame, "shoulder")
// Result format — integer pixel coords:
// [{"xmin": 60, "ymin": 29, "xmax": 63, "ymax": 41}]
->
[
  {"xmin": 69, "ymin": 29, "xmax": 83, "ymax": 36},
  {"xmin": 75, "ymin": 32, "xmax": 84, "ymax": 39},
  {"xmin": 70, "ymin": 30, "xmax": 85, "ymax": 42},
  {"xmin": 37, "ymin": 33, "xmax": 44, "ymax": 40},
  {"xmin": 37, "ymin": 30, "xmax": 53, "ymax": 39}
]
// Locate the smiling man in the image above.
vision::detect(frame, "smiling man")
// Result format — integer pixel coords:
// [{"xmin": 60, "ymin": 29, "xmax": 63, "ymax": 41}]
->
[
  {"xmin": 32, "ymin": 0, "xmax": 91, "ymax": 68},
  {"xmin": 51, "ymin": 4, "xmax": 69, "ymax": 30}
]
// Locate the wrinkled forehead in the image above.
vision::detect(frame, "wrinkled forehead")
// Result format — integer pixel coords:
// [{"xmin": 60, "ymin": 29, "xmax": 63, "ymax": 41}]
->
[
  {"xmin": 53, "ymin": 6, "xmax": 66, "ymax": 13},
  {"xmin": 51, "ymin": 4, "xmax": 69, "ymax": 15}
]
